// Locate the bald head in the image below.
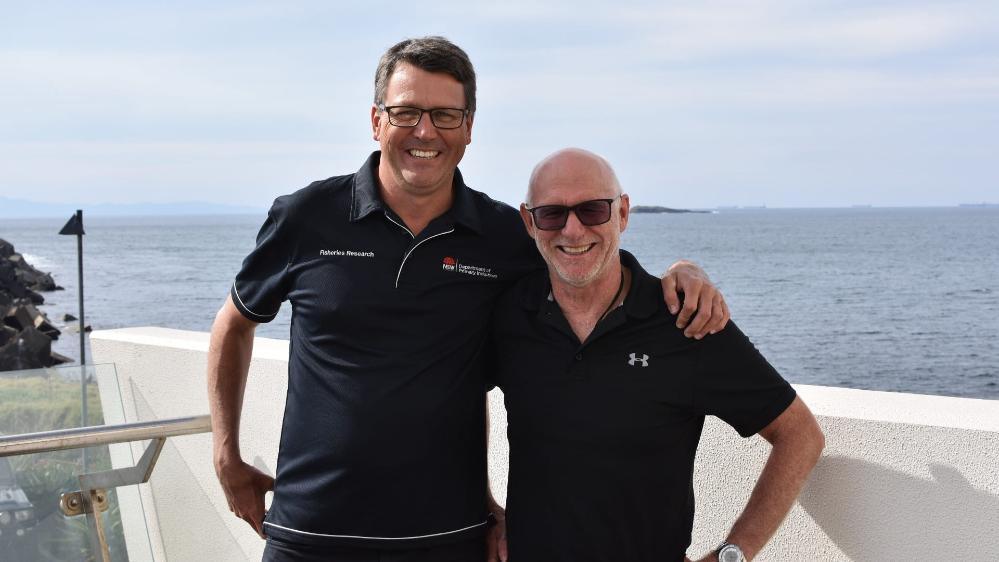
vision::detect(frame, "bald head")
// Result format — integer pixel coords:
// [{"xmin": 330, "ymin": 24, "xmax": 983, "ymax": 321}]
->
[
  {"xmin": 520, "ymin": 147, "xmax": 630, "ymax": 289},
  {"xmin": 526, "ymin": 148, "xmax": 621, "ymax": 206}
]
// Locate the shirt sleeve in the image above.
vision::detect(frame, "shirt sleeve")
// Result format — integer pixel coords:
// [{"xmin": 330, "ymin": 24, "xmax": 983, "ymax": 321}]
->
[
  {"xmin": 691, "ymin": 321, "xmax": 796, "ymax": 437},
  {"xmin": 230, "ymin": 198, "xmax": 293, "ymax": 323}
]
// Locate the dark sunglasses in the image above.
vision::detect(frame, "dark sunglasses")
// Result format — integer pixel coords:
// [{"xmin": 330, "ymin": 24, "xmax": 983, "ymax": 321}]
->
[{"xmin": 525, "ymin": 196, "xmax": 621, "ymax": 231}]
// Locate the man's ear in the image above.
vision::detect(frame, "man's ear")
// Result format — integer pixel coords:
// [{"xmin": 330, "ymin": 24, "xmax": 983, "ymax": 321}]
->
[
  {"xmin": 519, "ymin": 203, "xmax": 537, "ymax": 240},
  {"xmin": 618, "ymin": 193, "xmax": 630, "ymax": 233},
  {"xmin": 371, "ymin": 104, "xmax": 382, "ymax": 141},
  {"xmin": 464, "ymin": 112, "xmax": 474, "ymax": 145}
]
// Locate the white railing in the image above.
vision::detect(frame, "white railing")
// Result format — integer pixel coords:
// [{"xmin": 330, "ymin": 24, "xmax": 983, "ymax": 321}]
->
[
  {"xmin": 89, "ymin": 327, "xmax": 999, "ymax": 561},
  {"xmin": 0, "ymin": 415, "xmax": 211, "ymax": 561}
]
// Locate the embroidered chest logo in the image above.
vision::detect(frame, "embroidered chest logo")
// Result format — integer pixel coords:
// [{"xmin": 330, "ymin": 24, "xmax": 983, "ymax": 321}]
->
[
  {"xmin": 440, "ymin": 256, "xmax": 498, "ymax": 279},
  {"xmin": 628, "ymin": 353, "xmax": 650, "ymax": 367},
  {"xmin": 320, "ymin": 249, "xmax": 375, "ymax": 258}
]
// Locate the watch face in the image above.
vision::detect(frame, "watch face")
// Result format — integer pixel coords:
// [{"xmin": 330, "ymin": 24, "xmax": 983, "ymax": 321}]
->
[{"xmin": 719, "ymin": 544, "xmax": 744, "ymax": 562}]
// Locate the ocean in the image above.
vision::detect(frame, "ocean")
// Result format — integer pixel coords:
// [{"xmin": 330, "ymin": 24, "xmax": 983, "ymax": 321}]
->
[{"xmin": 1, "ymin": 207, "xmax": 997, "ymax": 399}]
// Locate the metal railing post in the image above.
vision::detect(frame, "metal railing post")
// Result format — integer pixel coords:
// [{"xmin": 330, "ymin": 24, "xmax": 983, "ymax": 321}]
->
[{"xmin": 0, "ymin": 415, "xmax": 212, "ymax": 562}]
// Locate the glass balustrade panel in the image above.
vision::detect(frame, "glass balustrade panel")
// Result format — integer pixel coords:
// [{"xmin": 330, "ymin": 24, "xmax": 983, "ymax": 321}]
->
[{"xmin": 0, "ymin": 364, "xmax": 154, "ymax": 562}]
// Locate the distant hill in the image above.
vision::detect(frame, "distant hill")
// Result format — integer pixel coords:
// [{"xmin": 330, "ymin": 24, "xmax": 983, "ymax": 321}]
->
[
  {"xmin": 631, "ymin": 205, "xmax": 710, "ymax": 214},
  {"xmin": 0, "ymin": 197, "xmax": 265, "ymax": 218}
]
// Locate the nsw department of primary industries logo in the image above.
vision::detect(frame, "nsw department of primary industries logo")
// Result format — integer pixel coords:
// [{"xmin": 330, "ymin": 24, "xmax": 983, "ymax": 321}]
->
[{"xmin": 441, "ymin": 256, "xmax": 499, "ymax": 279}]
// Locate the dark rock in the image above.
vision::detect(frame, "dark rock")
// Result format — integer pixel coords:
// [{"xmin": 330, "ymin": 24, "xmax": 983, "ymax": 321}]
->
[
  {"xmin": 83, "ymin": 325, "xmax": 92, "ymax": 333},
  {"xmin": 5, "ymin": 302, "xmax": 31, "ymax": 331},
  {"xmin": 0, "ymin": 261, "xmax": 41, "ymax": 302},
  {"xmin": 0, "ymin": 326, "xmax": 53, "ymax": 371},
  {"xmin": 0, "ymin": 325, "xmax": 16, "ymax": 347},
  {"xmin": 63, "ymin": 313, "xmax": 77, "ymax": 322},
  {"xmin": 0, "ymin": 261, "xmax": 21, "ymax": 296},
  {"xmin": 37, "ymin": 311, "xmax": 61, "ymax": 339},
  {"xmin": 39, "ymin": 320, "xmax": 61, "ymax": 340},
  {"xmin": 5, "ymin": 302, "xmax": 32, "ymax": 331},
  {"xmin": 0, "ymin": 239, "xmax": 59, "ymax": 292},
  {"xmin": 4, "ymin": 302, "xmax": 60, "ymax": 340},
  {"xmin": 22, "ymin": 270, "xmax": 59, "ymax": 292},
  {"xmin": 50, "ymin": 351, "xmax": 73, "ymax": 365},
  {"xmin": 0, "ymin": 239, "xmax": 13, "ymax": 258},
  {"xmin": 0, "ymin": 238, "xmax": 66, "ymax": 372},
  {"xmin": 10, "ymin": 255, "xmax": 59, "ymax": 292}
]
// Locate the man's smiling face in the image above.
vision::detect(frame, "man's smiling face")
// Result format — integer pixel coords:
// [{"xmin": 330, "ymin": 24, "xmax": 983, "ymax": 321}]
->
[
  {"xmin": 521, "ymin": 150, "xmax": 630, "ymax": 288},
  {"xmin": 371, "ymin": 62, "xmax": 473, "ymax": 199}
]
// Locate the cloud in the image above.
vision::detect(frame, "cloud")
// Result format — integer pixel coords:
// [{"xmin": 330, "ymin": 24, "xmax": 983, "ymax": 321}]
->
[
  {"xmin": 482, "ymin": 61, "xmax": 999, "ymax": 113},
  {"xmin": 634, "ymin": 2, "xmax": 986, "ymax": 60},
  {"xmin": 1, "ymin": 0, "xmax": 996, "ymax": 207},
  {"xmin": 0, "ymin": 49, "xmax": 361, "ymax": 119},
  {"xmin": 0, "ymin": 140, "xmax": 370, "ymax": 206},
  {"xmin": 463, "ymin": 1, "xmax": 994, "ymax": 59}
]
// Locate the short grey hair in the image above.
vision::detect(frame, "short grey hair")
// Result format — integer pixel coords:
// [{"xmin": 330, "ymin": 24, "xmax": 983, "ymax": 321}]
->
[{"xmin": 374, "ymin": 36, "xmax": 477, "ymax": 113}]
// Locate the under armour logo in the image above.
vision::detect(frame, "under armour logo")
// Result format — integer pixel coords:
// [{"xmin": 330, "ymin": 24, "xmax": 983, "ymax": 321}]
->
[{"xmin": 628, "ymin": 353, "xmax": 649, "ymax": 367}]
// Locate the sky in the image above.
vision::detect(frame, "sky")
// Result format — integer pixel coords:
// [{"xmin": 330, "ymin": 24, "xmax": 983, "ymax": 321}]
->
[{"xmin": 1, "ymin": 0, "xmax": 997, "ymax": 210}]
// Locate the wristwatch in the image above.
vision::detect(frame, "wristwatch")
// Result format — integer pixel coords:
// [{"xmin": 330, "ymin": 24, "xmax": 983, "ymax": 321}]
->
[{"xmin": 716, "ymin": 542, "xmax": 746, "ymax": 562}]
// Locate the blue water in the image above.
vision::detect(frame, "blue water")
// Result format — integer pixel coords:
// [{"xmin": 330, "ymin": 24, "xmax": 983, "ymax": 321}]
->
[{"xmin": 2, "ymin": 207, "xmax": 997, "ymax": 399}]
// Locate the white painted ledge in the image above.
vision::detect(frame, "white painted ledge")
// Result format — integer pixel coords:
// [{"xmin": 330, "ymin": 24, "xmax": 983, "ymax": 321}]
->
[
  {"xmin": 93, "ymin": 326, "xmax": 289, "ymax": 360},
  {"xmin": 794, "ymin": 383, "xmax": 999, "ymax": 432},
  {"xmin": 91, "ymin": 327, "xmax": 999, "ymax": 561}
]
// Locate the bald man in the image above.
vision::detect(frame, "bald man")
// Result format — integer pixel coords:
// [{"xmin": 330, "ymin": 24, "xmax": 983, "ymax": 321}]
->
[{"xmin": 488, "ymin": 149, "xmax": 825, "ymax": 562}]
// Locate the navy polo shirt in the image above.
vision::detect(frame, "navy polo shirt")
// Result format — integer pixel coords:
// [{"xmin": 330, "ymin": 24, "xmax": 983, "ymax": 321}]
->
[
  {"xmin": 231, "ymin": 151, "xmax": 541, "ymax": 548},
  {"xmin": 490, "ymin": 250, "xmax": 796, "ymax": 562}
]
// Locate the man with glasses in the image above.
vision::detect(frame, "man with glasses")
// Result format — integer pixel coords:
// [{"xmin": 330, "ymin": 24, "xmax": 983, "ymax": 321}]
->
[
  {"xmin": 208, "ymin": 37, "xmax": 730, "ymax": 562},
  {"xmin": 490, "ymin": 148, "xmax": 824, "ymax": 562}
]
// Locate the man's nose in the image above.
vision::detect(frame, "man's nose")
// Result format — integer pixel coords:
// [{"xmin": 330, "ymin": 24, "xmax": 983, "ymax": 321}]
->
[
  {"xmin": 561, "ymin": 210, "xmax": 587, "ymax": 237},
  {"xmin": 412, "ymin": 113, "xmax": 440, "ymax": 140}
]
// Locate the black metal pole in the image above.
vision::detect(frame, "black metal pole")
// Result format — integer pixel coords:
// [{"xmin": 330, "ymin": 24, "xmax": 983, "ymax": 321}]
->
[
  {"xmin": 76, "ymin": 210, "xmax": 87, "ymax": 470},
  {"xmin": 58, "ymin": 209, "xmax": 88, "ymax": 469},
  {"xmin": 77, "ymin": 210, "xmax": 86, "ymax": 368}
]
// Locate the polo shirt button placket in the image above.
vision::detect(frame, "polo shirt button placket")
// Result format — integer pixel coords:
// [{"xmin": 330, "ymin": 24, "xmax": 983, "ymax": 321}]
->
[{"xmin": 570, "ymin": 350, "xmax": 588, "ymax": 378}]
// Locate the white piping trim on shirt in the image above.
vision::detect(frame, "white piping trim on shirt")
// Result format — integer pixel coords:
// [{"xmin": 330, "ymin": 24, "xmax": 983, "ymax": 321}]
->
[
  {"xmin": 231, "ymin": 282, "xmax": 277, "ymax": 320},
  {"xmin": 383, "ymin": 213, "xmax": 415, "ymax": 239},
  {"xmin": 262, "ymin": 519, "xmax": 488, "ymax": 541},
  {"xmin": 383, "ymin": 214, "xmax": 455, "ymax": 289},
  {"xmin": 395, "ymin": 229, "xmax": 455, "ymax": 288}
]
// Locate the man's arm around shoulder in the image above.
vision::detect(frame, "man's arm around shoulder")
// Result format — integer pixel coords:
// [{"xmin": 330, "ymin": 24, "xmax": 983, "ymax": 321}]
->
[
  {"xmin": 661, "ymin": 260, "xmax": 730, "ymax": 339},
  {"xmin": 207, "ymin": 295, "xmax": 274, "ymax": 538},
  {"xmin": 691, "ymin": 396, "xmax": 825, "ymax": 561}
]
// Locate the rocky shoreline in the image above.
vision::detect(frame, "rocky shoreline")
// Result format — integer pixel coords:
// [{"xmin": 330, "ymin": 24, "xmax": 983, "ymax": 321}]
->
[{"xmin": 0, "ymin": 238, "xmax": 72, "ymax": 370}]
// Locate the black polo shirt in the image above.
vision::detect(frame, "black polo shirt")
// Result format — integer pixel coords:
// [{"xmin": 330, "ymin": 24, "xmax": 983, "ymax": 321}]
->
[
  {"xmin": 490, "ymin": 250, "xmax": 796, "ymax": 562},
  {"xmin": 231, "ymin": 151, "xmax": 541, "ymax": 548}
]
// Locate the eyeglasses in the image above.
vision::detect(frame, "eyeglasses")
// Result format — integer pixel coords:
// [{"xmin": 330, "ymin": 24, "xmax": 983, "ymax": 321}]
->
[
  {"xmin": 378, "ymin": 104, "xmax": 469, "ymax": 129},
  {"xmin": 525, "ymin": 196, "xmax": 621, "ymax": 231}
]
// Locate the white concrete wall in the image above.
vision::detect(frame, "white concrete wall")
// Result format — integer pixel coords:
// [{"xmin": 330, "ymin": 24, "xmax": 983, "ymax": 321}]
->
[
  {"xmin": 91, "ymin": 327, "xmax": 290, "ymax": 562},
  {"xmin": 91, "ymin": 327, "xmax": 999, "ymax": 561}
]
